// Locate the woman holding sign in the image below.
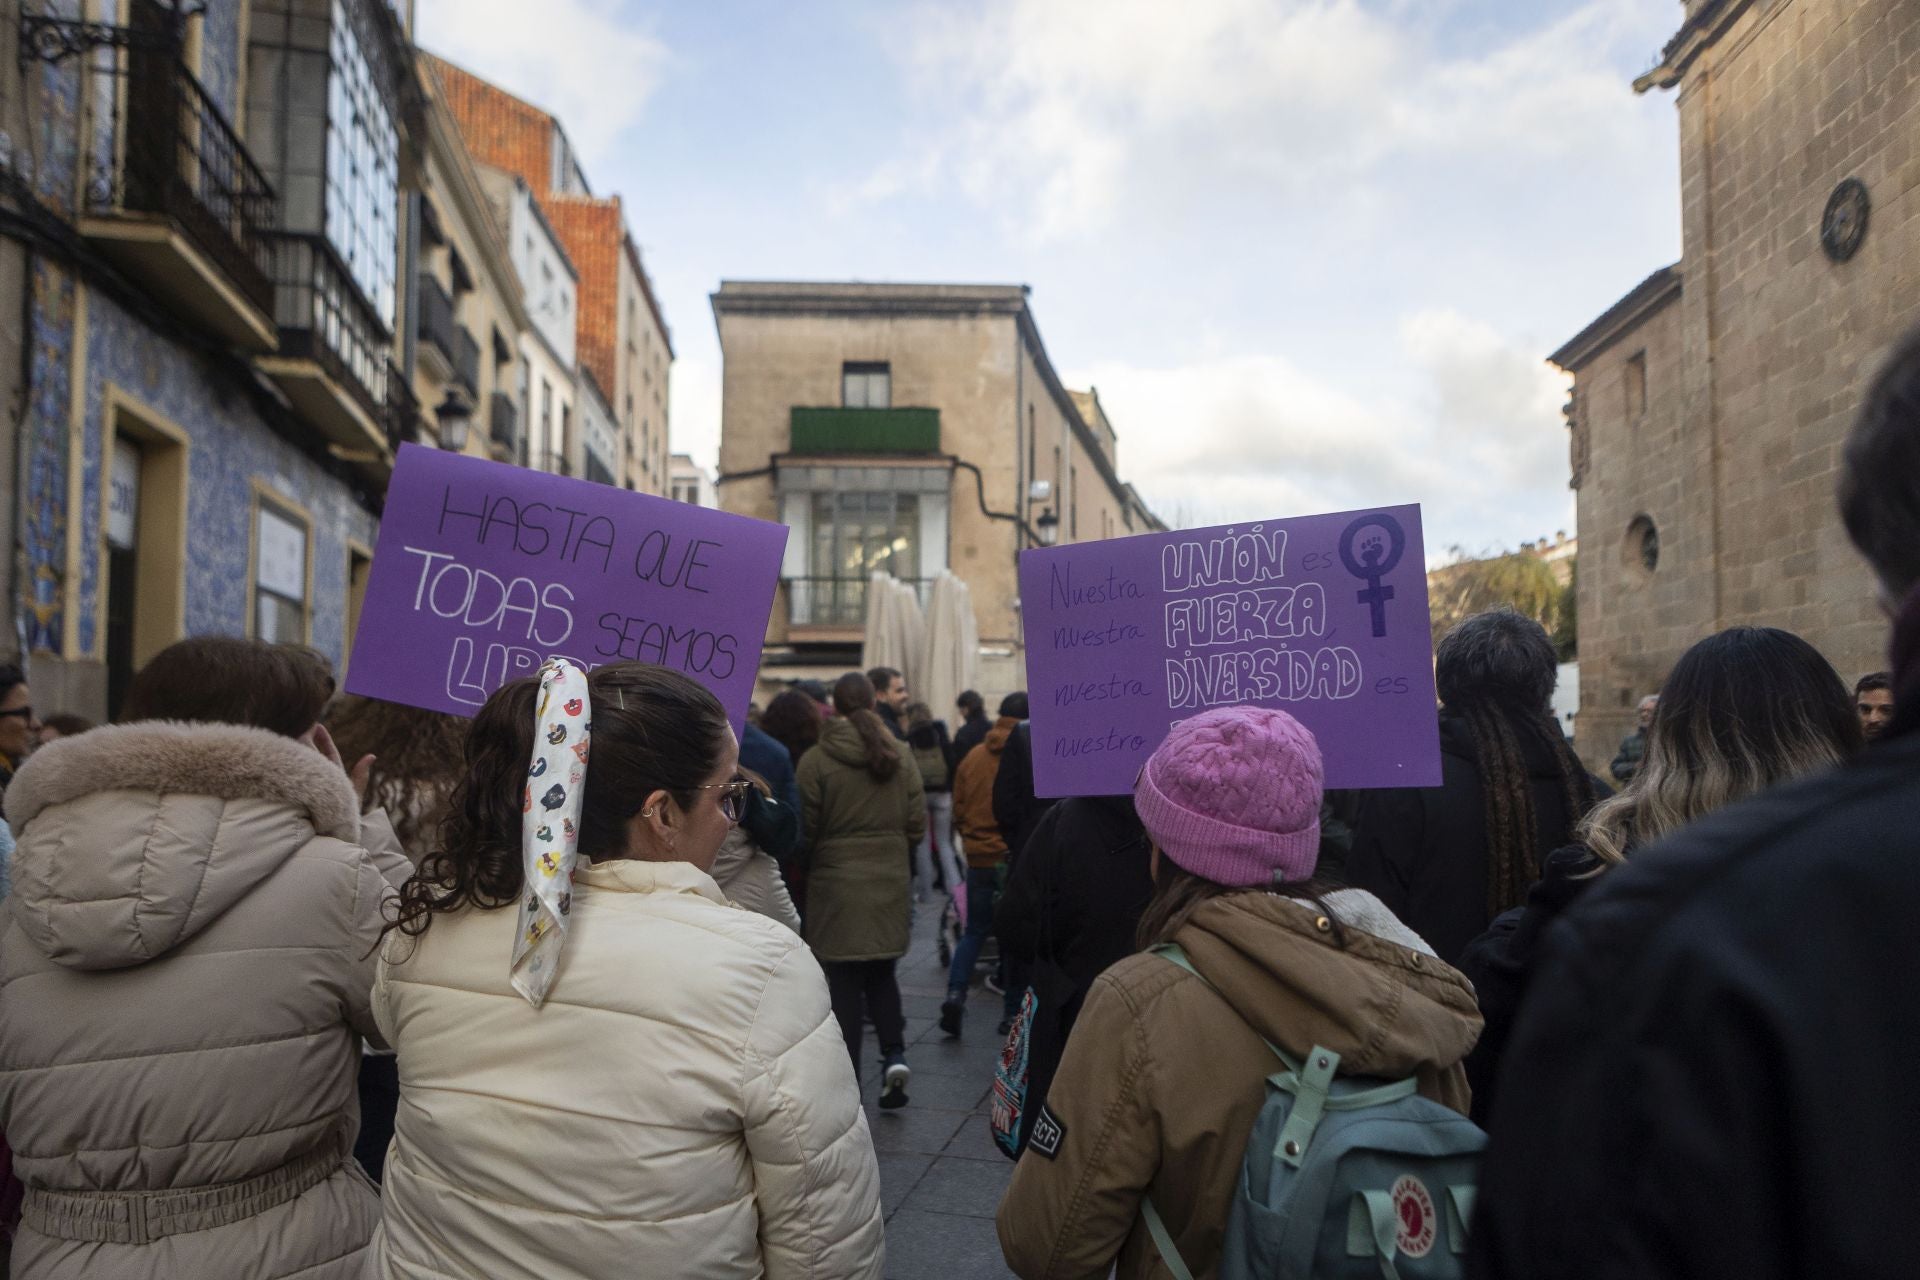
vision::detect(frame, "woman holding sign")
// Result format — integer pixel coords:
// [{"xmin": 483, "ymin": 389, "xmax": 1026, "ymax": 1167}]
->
[{"xmin": 372, "ymin": 661, "xmax": 883, "ymax": 1280}]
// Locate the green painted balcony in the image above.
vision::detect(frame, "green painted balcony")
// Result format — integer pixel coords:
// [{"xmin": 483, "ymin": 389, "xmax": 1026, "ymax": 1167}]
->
[{"xmin": 790, "ymin": 406, "xmax": 940, "ymax": 454}]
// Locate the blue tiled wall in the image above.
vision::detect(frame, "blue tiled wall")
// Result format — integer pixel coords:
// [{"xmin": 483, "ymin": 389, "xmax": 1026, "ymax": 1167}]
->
[
  {"xmin": 20, "ymin": 2, "xmax": 381, "ymax": 671},
  {"xmin": 77, "ymin": 293, "xmax": 379, "ymax": 666}
]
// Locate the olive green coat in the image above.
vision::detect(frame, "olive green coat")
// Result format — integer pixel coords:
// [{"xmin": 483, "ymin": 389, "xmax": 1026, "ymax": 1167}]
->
[{"xmin": 798, "ymin": 717, "xmax": 927, "ymax": 962}]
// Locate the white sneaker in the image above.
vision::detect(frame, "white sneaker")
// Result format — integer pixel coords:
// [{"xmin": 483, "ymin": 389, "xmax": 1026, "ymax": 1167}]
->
[{"xmin": 880, "ymin": 1059, "xmax": 911, "ymax": 1110}]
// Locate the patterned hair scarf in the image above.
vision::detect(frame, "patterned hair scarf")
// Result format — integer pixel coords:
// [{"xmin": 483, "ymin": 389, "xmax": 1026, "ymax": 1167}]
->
[{"xmin": 511, "ymin": 658, "xmax": 591, "ymax": 1007}]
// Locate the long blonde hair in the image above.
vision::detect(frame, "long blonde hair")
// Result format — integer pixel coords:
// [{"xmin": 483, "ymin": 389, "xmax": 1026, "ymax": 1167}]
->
[{"xmin": 1582, "ymin": 628, "xmax": 1860, "ymax": 865}]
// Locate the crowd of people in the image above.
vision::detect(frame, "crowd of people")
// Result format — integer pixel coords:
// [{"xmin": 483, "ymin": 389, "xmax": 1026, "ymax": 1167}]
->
[{"xmin": 0, "ymin": 330, "xmax": 1916, "ymax": 1278}]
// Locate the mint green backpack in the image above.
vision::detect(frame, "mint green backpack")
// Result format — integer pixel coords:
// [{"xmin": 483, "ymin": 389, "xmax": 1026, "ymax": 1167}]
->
[{"xmin": 1144, "ymin": 944, "xmax": 1484, "ymax": 1280}]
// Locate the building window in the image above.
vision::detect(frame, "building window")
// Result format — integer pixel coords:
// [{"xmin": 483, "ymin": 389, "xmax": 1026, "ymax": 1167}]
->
[
  {"xmin": 842, "ymin": 362, "xmax": 891, "ymax": 409},
  {"xmin": 1626, "ymin": 350, "xmax": 1648, "ymax": 421},
  {"xmin": 324, "ymin": 0, "xmax": 398, "ymax": 325},
  {"xmin": 777, "ymin": 464, "xmax": 950, "ymax": 625},
  {"xmin": 253, "ymin": 495, "xmax": 311, "ymax": 643},
  {"xmin": 804, "ymin": 491, "xmax": 919, "ymax": 624},
  {"xmin": 539, "ymin": 379, "xmax": 554, "ymax": 459}
]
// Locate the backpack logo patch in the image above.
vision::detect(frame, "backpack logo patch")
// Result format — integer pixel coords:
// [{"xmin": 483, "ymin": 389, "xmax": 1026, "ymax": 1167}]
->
[
  {"xmin": 1028, "ymin": 1104, "xmax": 1067, "ymax": 1160},
  {"xmin": 1391, "ymin": 1175, "xmax": 1438, "ymax": 1258}
]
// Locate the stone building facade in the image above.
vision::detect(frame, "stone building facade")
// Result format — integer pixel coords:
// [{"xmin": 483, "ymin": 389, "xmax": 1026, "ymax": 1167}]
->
[
  {"xmin": 712, "ymin": 281, "xmax": 1162, "ymax": 702},
  {"xmin": 1553, "ymin": 0, "xmax": 1918, "ymax": 770}
]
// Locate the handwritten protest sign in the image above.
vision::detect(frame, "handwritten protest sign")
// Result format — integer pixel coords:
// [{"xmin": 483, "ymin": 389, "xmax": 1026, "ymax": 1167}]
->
[
  {"xmin": 345, "ymin": 444, "xmax": 786, "ymax": 728},
  {"xmin": 1018, "ymin": 504, "xmax": 1440, "ymax": 796}
]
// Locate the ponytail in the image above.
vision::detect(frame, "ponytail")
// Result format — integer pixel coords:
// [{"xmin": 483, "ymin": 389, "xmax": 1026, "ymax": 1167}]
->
[
  {"xmin": 387, "ymin": 663, "xmax": 730, "ymax": 943},
  {"xmin": 832, "ymin": 672, "xmax": 901, "ymax": 781}
]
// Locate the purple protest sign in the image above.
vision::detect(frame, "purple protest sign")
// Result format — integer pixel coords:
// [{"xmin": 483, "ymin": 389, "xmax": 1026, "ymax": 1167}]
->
[
  {"xmin": 345, "ymin": 444, "xmax": 787, "ymax": 728},
  {"xmin": 1018, "ymin": 504, "xmax": 1440, "ymax": 797}
]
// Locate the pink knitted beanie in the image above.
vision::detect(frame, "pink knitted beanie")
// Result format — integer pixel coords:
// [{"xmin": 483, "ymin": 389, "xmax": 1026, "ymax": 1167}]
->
[{"xmin": 1133, "ymin": 706, "xmax": 1324, "ymax": 887}]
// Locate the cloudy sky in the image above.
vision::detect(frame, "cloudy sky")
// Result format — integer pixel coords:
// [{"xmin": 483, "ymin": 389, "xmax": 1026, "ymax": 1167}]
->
[{"xmin": 416, "ymin": 0, "xmax": 1683, "ymax": 556}]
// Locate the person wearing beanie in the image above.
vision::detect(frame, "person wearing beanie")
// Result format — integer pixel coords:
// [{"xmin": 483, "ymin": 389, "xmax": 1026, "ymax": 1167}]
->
[{"xmin": 995, "ymin": 706, "xmax": 1482, "ymax": 1280}]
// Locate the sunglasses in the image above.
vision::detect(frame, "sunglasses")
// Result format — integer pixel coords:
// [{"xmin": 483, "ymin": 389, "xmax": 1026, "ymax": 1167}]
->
[
  {"xmin": 0, "ymin": 707, "xmax": 31, "ymax": 722},
  {"xmin": 690, "ymin": 776, "xmax": 753, "ymax": 824}
]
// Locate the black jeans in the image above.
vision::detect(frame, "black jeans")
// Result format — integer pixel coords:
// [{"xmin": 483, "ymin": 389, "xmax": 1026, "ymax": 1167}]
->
[{"xmin": 822, "ymin": 958, "xmax": 906, "ymax": 1077}]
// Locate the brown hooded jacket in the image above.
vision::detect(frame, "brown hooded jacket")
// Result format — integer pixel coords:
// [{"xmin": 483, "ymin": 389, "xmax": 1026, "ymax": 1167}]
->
[{"xmin": 997, "ymin": 888, "xmax": 1482, "ymax": 1279}]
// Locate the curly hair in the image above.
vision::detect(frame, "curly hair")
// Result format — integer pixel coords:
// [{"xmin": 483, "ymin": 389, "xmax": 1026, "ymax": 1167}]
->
[
  {"xmin": 324, "ymin": 694, "xmax": 469, "ymax": 850},
  {"xmin": 385, "ymin": 663, "xmax": 731, "ymax": 943},
  {"xmin": 759, "ymin": 689, "xmax": 822, "ymax": 765}
]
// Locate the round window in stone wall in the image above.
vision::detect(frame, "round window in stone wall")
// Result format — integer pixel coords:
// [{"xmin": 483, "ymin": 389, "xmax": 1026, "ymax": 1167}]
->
[
  {"xmin": 1623, "ymin": 515, "xmax": 1660, "ymax": 580},
  {"xmin": 1821, "ymin": 177, "xmax": 1871, "ymax": 263}
]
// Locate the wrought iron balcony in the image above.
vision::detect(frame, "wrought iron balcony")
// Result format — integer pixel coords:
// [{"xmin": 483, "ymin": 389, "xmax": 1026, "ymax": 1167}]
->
[
  {"xmin": 257, "ymin": 231, "xmax": 393, "ymax": 457},
  {"xmin": 72, "ymin": 12, "xmax": 278, "ymax": 350}
]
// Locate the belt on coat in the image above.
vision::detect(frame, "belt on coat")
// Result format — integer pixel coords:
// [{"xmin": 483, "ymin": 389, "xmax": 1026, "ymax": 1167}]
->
[{"xmin": 19, "ymin": 1140, "xmax": 348, "ymax": 1246}]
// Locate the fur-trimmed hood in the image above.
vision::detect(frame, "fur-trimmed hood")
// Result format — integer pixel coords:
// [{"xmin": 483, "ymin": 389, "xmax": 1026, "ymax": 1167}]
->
[
  {"xmin": 5, "ymin": 720, "xmax": 360, "ymax": 838},
  {"xmin": 5, "ymin": 722, "xmax": 362, "ymax": 970}
]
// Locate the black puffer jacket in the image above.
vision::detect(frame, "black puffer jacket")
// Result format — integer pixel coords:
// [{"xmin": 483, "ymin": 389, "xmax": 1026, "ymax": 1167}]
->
[
  {"xmin": 991, "ymin": 722, "xmax": 1056, "ymax": 863},
  {"xmin": 1468, "ymin": 726, "xmax": 1920, "ymax": 1280},
  {"xmin": 994, "ymin": 796, "xmax": 1152, "ymax": 1156},
  {"xmin": 1345, "ymin": 712, "xmax": 1602, "ymax": 964}
]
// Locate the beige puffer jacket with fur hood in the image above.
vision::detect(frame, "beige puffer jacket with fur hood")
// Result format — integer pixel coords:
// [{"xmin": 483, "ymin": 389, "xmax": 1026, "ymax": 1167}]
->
[
  {"xmin": 0, "ymin": 721, "xmax": 406, "ymax": 1280},
  {"xmin": 372, "ymin": 858, "xmax": 884, "ymax": 1279}
]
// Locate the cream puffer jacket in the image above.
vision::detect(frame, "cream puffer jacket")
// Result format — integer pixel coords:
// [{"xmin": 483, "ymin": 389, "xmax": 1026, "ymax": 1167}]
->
[
  {"xmin": 0, "ymin": 722, "xmax": 408, "ymax": 1280},
  {"xmin": 712, "ymin": 826, "xmax": 803, "ymax": 934},
  {"xmin": 372, "ymin": 858, "xmax": 885, "ymax": 1279}
]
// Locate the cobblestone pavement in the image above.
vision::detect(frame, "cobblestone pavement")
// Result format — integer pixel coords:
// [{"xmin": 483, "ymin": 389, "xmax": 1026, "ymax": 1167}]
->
[{"xmin": 853, "ymin": 894, "xmax": 1020, "ymax": 1280}]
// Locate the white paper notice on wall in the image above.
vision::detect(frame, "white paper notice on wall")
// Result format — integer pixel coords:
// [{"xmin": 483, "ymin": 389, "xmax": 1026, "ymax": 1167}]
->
[
  {"xmin": 256, "ymin": 506, "xmax": 307, "ymax": 600},
  {"xmin": 108, "ymin": 440, "xmax": 140, "ymax": 552}
]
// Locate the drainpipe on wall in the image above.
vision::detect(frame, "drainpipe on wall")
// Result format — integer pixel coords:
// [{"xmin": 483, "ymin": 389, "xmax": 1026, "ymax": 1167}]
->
[{"xmin": 9, "ymin": 243, "xmax": 30, "ymax": 667}]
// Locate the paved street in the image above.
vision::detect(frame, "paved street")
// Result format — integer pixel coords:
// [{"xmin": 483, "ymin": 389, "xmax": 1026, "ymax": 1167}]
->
[{"xmin": 855, "ymin": 896, "xmax": 1019, "ymax": 1280}]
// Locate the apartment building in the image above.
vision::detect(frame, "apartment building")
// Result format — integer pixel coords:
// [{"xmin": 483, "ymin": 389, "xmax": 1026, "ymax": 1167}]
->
[
  {"xmin": 712, "ymin": 281, "xmax": 1163, "ymax": 700},
  {"xmin": 474, "ymin": 169, "xmax": 579, "ymax": 474},
  {"xmin": 424, "ymin": 54, "xmax": 673, "ymax": 494},
  {"xmin": 411, "ymin": 59, "xmax": 529, "ymax": 465}
]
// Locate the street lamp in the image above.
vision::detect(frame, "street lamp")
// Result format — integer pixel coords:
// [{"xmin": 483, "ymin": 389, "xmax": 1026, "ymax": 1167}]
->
[
  {"xmin": 435, "ymin": 391, "xmax": 472, "ymax": 453},
  {"xmin": 1036, "ymin": 508, "xmax": 1059, "ymax": 546}
]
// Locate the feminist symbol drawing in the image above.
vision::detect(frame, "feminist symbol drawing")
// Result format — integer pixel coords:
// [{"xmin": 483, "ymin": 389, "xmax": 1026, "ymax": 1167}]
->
[{"xmin": 1339, "ymin": 513, "xmax": 1406, "ymax": 638}]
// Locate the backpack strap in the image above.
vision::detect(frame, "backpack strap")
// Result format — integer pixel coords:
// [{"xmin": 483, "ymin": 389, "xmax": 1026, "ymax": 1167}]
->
[
  {"xmin": 1149, "ymin": 943, "xmax": 1425, "ymax": 1169},
  {"xmin": 1272, "ymin": 1046, "xmax": 1340, "ymax": 1169},
  {"xmin": 1349, "ymin": 1190, "xmax": 1407, "ymax": 1280},
  {"xmin": 1140, "ymin": 1196, "xmax": 1196, "ymax": 1280}
]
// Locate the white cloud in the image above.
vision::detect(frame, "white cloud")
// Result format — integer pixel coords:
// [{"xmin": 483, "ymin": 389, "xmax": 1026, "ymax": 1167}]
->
[
  {"xmin": 414, "ymin": 0, "xmax": 667, "ymax": 165},
  {"xmin": 667, "ymin": 352, "xmax": 720, "ymax": 472},
  {"xmin": 873, "ymin": 0, "xmax": 1669, "ymax": 240},
  {"xmin": 1070, "ymin": 309, "xmax": 1573, "ymax": 551}
]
